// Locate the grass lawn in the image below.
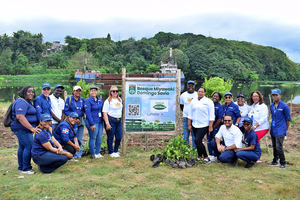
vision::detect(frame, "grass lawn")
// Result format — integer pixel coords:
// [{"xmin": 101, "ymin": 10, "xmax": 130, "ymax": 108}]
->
[{"xmin": 0, "ymin": 147, "xmax": 300, "ymax": 200}]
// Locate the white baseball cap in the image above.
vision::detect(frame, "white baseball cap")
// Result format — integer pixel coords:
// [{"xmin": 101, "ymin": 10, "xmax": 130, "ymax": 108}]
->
[{"xmin": 73, "ymin": 85, "xmax": 82, "ymax": 91}]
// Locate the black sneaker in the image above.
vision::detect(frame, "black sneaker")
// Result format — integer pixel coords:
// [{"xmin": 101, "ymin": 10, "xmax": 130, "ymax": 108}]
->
[
  {"xmin": 268, "ymin": 161, "xmax": 279, "ymax": 166},
  {"xmin": 280, "ymin": 164, "xmax": 286, "ymax": 169},
  {"xmin": 245, "ymin": 162, "xmax": 255, "ymax": 168}
]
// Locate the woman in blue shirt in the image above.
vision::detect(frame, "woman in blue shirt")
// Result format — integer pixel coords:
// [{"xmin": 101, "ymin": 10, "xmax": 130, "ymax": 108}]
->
[
  {"xmin": 84, "ymin": 86, "xmax": 104, "ymax": 159},
  {"xmin": 223, "ymin": 92, "xmax": 241, "ymax": 125},
  {"xmin": 11, "ymin": 86, "xmax": 41, "ymax": 175},
  {"xmin": 32, "ymin": 114, "xmax": 72, "ymax": 173},
  {"xmin": 64, "ymin": 85, "xmax": 85, "ymax": 158}
]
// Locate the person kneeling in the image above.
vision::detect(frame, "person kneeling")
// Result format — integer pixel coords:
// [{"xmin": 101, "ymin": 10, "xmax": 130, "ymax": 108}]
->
[
  {"xmin": 235, "ymin": 117, "xmax": 261, "ymax": 168},
  {"xmin": 31, "ymin": 114, "xmax": 73, "ymax": 173},
  {"xmin": 53, "ymin": 112, "xmax": 81, "ymax": 156},
  {"xmin": 215, "ymin": 115, "xmax": 243, "ymax": 164}
]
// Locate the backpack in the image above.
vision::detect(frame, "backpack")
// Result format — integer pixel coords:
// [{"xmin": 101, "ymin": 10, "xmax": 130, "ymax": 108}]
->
[{"xmin": 3, "ymin": 98, "xmax": 29, "ymax": 127}]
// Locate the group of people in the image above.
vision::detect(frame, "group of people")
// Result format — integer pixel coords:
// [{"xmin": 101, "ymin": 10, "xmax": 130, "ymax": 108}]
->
[
  {"xmin": 11, "ymin": 83, "xmax": 123, "ymax": 174},
  {"xmin": 180, "ymin": 81, "xmax": 291, "ymax": 169},
  {"xmin": 10, "ymin": 80, "xmax": 291, "ymax": 174}
]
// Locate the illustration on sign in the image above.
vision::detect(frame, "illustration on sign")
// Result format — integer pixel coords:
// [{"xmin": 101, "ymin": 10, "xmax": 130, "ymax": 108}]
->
[{"xmin": 125, "ymin": 81, "xmax": 176, "ymax": 132}]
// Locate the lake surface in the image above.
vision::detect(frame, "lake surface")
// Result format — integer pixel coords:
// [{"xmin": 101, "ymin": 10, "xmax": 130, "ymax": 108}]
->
[{"xmin": 0, "ymin": 81, "xmax": 299, "ymax": 105}]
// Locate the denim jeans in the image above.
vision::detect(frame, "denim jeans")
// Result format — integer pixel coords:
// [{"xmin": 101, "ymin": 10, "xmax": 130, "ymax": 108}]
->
[
  {"xmin": 74, "ymin": 124, "xmax": 84, "ymax": 158},
  {"xmin": 219, "ymin": 150, "xmax": 237, "ymax": 163},
  {"xmin": 13, "ymin": 129, "xmax": 33, "ymax": 171},
  {"xmin": 236, "ymin": 151, "xmax": 260, "ymax": 163},
  {"xmin": 32, "ymin": 151, "xmax": 68, "ymax": 173},
  {"xmin": 207, "ymin": 126, "xmax": 220, "ymax": 156},
  {"xmin": 106, "ymin": 116, "xmax": 122, "ymax": 154},
  {"xmin": 87, "ymin": 121, "xmax": 103, "ymax": 155},
  {"xmin": 182, "ymin": 117, "xmax": 195, "ymax": 148}
]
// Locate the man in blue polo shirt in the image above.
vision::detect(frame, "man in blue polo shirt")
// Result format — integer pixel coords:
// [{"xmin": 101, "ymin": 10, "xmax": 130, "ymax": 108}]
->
[
  {"xmin": 269, "ymin": 88, "xmax": 291, "ymax": 169},
  {"xmin": 235, "ymin": 117, "xmax": 261, "ymax": 168},
  {"xmin": 34, "ymin": 83, "xmax": 52, "ymax": 121}
]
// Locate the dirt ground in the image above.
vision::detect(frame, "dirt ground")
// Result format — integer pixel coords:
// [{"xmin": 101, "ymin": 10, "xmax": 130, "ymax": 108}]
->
[{"xmin": 0, "ymin": 104, "xmax": 299, "ymax": 149}]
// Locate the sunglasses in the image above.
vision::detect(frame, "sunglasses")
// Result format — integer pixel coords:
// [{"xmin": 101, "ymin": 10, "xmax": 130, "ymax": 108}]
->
[
  {"xmin": 225, "ymin": 96, "xmax": 232, "ymax": 99},
  {"xmin": 224, "ymin": 120, "xmax": 232, "ymax": 122},
  {"xmin": 111, "ymin": 90, "xmax": 118, "ymax": 93},
  {"xmin": 243, "ymin": 123, "xmax": 251, "ymax": 126},
  {"xmin": 43, "ymin": 88, "xmax": 51, "ymax": 91}
]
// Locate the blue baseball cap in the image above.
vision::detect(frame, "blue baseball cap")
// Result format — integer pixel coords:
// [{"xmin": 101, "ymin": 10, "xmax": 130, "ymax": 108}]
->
[
  {"xmin": 224, "ymin": 92, "xmax": 233, "ymax": 97},
  {"xmin": 243, "ymin": 117, "xmax": 253, "ymax": 124},
  {"xmin": 272, "ymin": 88, "xmax": 281, "ymax": 95},
  {"xmin": 187, "ymin": 80, "xmax": 195, "ymax": 85},
  {"xmin": 69, "ymin": 112, "xmax": 79, "ymax": 118},
  {"xmin": 90, "ymin": 86, "xmax": 98, "ymax": 90},
  {"xmin": 40, "ymin": 113, "xmax": 52, "ymax": 122},
  {"xmin": 41, "ymin": 83, "xmax": 51, "ymax": 89},
  {"xmin": 54, "ymin": 84, "xmax": 64, "ymax": 90}
]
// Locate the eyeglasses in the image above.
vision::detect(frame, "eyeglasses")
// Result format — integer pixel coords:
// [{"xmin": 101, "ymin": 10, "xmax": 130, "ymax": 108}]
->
[
  {"xmin": 43, "ymin": 88, "xmax": 50, "ymax": 91},
  {"xmin": 224, "ymin": 120, "xmax": 232, "ymax": 122},
  {"xmin": 243, "ymin": 123, "xmax": 251, "ymax": 126},
  {"xmin": 237, "ymin": 97, "xmax": 244, "ymax": 100},
  {"xmin": 225, "ymin": 96, "xmax": 232, "ymax": 99},
  {"xmin": 111, "ymin": 90, "xmax": 118, "ymax": 93}
]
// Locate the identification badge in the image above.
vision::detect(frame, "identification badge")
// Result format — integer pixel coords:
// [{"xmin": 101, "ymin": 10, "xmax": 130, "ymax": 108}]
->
[
  {"xmin": 272, "ymin": 121, "xmax": 276, "ymax": 127},
  {"xmin": 98, "ymin": 112, "xmax": 102, "ymax": 117}
]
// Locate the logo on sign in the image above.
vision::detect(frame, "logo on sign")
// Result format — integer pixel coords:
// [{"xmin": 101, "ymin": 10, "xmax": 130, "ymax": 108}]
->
[{"xmin": 129, "ymin": 84, "xmax": 136, "ymax": 95}]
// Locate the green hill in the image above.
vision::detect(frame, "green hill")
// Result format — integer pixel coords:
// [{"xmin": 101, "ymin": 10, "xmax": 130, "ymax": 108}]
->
[{"xmin": 0, "ymin": 31, "xmax": 299, "ymax": 82}]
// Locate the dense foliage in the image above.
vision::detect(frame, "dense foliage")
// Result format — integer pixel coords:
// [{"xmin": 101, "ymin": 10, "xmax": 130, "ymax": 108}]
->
[{"xmin": 1, "ymin": 30, "xmax": 299, "ymax": 81}]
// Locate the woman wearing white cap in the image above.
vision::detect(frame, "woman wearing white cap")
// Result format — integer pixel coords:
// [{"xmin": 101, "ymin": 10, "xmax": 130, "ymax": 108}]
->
[{"xmin": 64, "ymin": 85, "xmax": 85, "ymax": 158}]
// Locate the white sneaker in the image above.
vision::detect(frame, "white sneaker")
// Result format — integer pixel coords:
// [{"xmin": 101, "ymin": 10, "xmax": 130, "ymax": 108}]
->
[
  {"xmin": 256, "ymin": 160, "xmax": 263, "ymax": 163},
  {"xmin": 210, "ymin": 156, "xmax": 217, "ymax": 162},
  {"xmin": 95, "ymin": 154, "xmax": 103, "ymax": 158},
  {"xmin": 113, "ymin": 152, "xmax": 120, "ymax": 157},
  {"xmin": 69, "ymin": 158, "xmax": 79, "ymax": 162},
  {"xmin": 22, "ymin": 170, "xmax": 35, "ymax": 175},
  {"xmin": 110, "ymin": 153, "xmax": 116, "ymax": 158}
]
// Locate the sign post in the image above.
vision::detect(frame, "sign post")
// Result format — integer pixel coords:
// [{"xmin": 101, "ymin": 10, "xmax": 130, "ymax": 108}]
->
[{"xmin": 121, "ymin": 68, "xmax": 181, "ymax": 154}]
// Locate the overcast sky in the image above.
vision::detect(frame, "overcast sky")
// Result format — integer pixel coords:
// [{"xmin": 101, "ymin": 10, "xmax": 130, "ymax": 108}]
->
[{"xmin": 1, "ymin": 0, "xmax": 300, "ymax": 62}]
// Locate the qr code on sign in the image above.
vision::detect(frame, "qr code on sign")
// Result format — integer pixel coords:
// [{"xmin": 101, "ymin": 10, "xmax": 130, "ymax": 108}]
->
[{"xmin": 128, "ymin": 104, "xmax": 140, "ymax": 116}]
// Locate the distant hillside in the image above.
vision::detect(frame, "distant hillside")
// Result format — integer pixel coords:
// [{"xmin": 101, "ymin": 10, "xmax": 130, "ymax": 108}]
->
[{"xmin": 0, "ymin": 30, "xmax": 299, "ymax": 81}]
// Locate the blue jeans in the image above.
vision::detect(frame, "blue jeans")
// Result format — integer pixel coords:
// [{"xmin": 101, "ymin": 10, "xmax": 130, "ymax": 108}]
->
[
  {"xmin": 182, "ymin": 117, "xmax": 195, "ymax": 148},
  {"xmin": 74, "ymin": 124, "xmax": 84, "ymax": 158},
  {"xmin": 219, "ymin": 150, "xmax": 237, "ymax": 163},
  {"xmin": 32, "ymin": 151, "xmax": 68, "ymax": 173},
  {"xmin": 87, "ymin": 121, "xmax": 103, "ymax": 155},
  {"xmin": 236, "ymin": 151, "xmax": 260, "ymax": 163},
  {"xmin": 13, "ymin": 129, "xmax": 33, "ymax": 171},
  {"xmin": 106, "ymin": 116, "xmax": 122, "ymax": 154},
  {"xmin": 207, "ymin": 127, "xmax": 220, "ymax": 156}
]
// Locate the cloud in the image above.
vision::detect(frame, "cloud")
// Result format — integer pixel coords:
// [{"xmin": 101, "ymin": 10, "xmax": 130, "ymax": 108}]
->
[{"xmin": 1, "ymin": 13, "xmax": 300, "ymax": 62}]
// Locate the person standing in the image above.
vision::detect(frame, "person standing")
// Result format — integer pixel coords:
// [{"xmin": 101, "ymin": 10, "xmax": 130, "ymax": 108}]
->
[
  {"xmin": 235, "ymin": 117, "xmax": 261, "ymax": 168},
  {"xmin": 103, "ymin": 86, "xmax": 123, "ymax": 158},
  {"xmin": 248, "ymin": 91, "xmax": 269, "ymax": 162},
  {"xmin": 32, "ymin": 114, "xmax": 72, "ymax": 173},
  {"xmin": 11, "ymin": 86, "xmax": 41, "ymax": 174},
  {"xmin": 49, "ymin": 85, "xmax": 65, "ymax": 131},
  {"xmin": 223, "ymin": 92, "xmax": 241, "ymax": 126},
  {"xmin": 207, "ymin": 92, "xmax": 223, "ymax": 161},
  {"xmin": 269, "ymin": 89, "xmax": 291, "ymax": 169},
  {"xmin": 64, "ymin": 85, "xmax": 85, "ymax": 158},
  {"xmin": 84, "ymin": 86, "xmax": 104, "ymax": 159},
  {"xmin": 215, "ymin": 115, "xmax": 243, "ymax": 164},
  {"xmin": 188, "ymin": 87, "xmax": 214, "ymax": 162},
  {"xmin": 235, "ymin": 93, "xmax": 250, "ymax": 132},
  {"xmin": 180, "ymin": 80, "xmax": 198, "ymax": 147},
  {"xmin": 34, "ymin": 83, "xmax": 52, "ymax": 121}
]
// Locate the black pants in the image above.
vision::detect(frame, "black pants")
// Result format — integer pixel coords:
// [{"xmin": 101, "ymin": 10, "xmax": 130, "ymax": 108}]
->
[
  {"xmin": 63, "ymin": 144, "xmax": 76, "ymax": 155},
  {"xmin": 271, "ymin": 135, "xmax": 285, "ymax": 165},
  {"xmin": 192, "ymin": 126, "xmax": 208, "ymax": 158},
  {"xmin": 32, "ymin": 152, "xmax": 68, "ymax": 173}
]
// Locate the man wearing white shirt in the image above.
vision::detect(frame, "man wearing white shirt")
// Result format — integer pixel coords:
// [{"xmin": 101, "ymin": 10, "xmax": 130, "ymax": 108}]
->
[
  {"xmin": 215, "ymin": 114, "xmax": 243, "ymax": 164},
  {"xmin": 180, "ymin": 80, "xmax": 198, "ymax": 147},
  {"xmin": 50, "ymin": 85, "xmax": 65, "ymax": 131},
  {"xmin": 188, "ymin": 87, "xmax": 214, "ymax": 162}
]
